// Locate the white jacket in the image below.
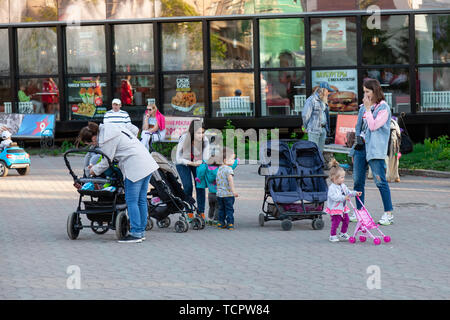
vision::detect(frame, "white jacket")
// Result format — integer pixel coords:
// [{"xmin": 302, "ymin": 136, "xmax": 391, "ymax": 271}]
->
[
  {"xmin": 325, "ymin": 183, "xmax": 357, "ymax": 215},
  {"xmin": 92, "ymin": 123, "xmax": 159, "ymax": 182},
  {"xmin": 175, "ymin": 133, "xmax": 211, "ymax": 166}
]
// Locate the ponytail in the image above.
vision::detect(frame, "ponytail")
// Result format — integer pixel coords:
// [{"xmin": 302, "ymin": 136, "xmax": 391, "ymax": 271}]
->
[{"xmin": 76, "ymin": 122, "xmax": 99, "ymax": 147}]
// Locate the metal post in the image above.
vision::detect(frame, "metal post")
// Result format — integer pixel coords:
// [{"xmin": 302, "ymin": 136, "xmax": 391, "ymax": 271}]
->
[
  {"xmin": 202, "ymin": 19, "xmax": 211, "ymax": 123},
  {"xmin": 8, "ymin": 27, "xmax": 17, "ymax": 112},
  {"xmin": 253, "ymin": 17, "xmax": 261, "ymax": 119},
  {"xmin": 57, "ymin": 25, "xmax": 66, "ymax": 121}
]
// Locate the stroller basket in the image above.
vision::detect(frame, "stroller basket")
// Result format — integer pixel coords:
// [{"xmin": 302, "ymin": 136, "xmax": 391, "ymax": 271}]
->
[{"xmin": 77, "ymin": 189, "xmax": 117, "ymax": 197}]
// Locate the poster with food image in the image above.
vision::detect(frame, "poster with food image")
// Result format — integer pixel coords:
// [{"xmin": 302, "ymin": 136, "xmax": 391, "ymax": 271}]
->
[
  {"xmin": 169, "ymin": 77, "xmax": 201, "ymax": 115},
  {"xmin": 68, "ymin": 78, "xmax": 107, "ymax": 119},
  {"xmin": 312, "ymin": 69, "xmax": 358, "ymax": 114},
  {"xmin": 322, "ymin": 18, "xmax": 346, "ymax": 51}
]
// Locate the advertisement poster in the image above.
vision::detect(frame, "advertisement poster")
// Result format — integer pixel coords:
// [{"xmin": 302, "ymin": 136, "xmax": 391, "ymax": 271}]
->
[
  {"xmin": 168, "ymin": 77, "xmax": 204, "ymax": 116},
  {"xmin": 0, "ymin": 114, "xmax": 55, "ymax": 138},
  {"xmin": 68, "ymin": 77, "xmax": 107, "ymax": 120},
  {"xmin": 0, "ymin": 114, "xmax": 24, "ymax": 135},
  {"xmin": 312, "ymin": 69, "xmax": 358, "ymax": 113},
  {"xmin": 335, "ymin": 114, "xmax": 358, "ymax": 146},
  {"xmin": 163, "ymin": 116, "xmax": 201, "ymax": 142},
  {"xmin": 322, "ymin": 18, "xmax": 346, "ymax": 50}
]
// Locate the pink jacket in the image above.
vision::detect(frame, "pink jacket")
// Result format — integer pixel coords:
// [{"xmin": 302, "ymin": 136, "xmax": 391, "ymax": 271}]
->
[{"xmin": 155, "ymin": 110, "xmax": 166, "ymax": 131}]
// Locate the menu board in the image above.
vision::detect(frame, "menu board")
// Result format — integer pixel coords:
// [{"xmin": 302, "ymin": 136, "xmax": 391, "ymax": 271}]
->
[
  {"xmin": 322, "ymin": 18, "xmax": 347, "ymax": 51},
  {"xmin": 67, "ymin": 77, "xmax": 107, "ymax": 120}
]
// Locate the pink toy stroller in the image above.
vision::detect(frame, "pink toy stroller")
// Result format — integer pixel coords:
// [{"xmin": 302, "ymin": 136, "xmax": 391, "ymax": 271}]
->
[{"xmin": 348, "ymin": 196, "xmax": 391, "ymax": 245}]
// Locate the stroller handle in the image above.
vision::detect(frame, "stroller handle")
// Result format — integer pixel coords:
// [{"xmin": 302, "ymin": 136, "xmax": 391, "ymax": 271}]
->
[
  {"xmin": 266, "ymin": 174, "xmax": 328, "ymax": 181},
  {"xmin": 63, "ymin": 148, "xmax": 113, "ymax": 182}
]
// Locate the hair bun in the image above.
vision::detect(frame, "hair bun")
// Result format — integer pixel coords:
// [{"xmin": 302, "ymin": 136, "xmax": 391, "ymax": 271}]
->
[{"xmin": 328, "ymin": 158, "xmax": 340, "ymax": 169}]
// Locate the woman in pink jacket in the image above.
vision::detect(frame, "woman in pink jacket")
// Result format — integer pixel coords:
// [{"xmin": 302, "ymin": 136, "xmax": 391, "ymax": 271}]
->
[{"xmin": 140, "ymin": 102, "xmax": 166, "ymax": 150}]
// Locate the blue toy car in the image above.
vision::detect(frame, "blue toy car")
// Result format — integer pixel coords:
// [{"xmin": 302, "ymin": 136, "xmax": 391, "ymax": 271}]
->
[{"xmin": 0, "ymin": 143, "xmax": 31, "ymax": 177}]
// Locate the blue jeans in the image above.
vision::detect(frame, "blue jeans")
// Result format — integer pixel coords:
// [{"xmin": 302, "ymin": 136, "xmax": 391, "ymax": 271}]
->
[
  {"xmin": 308, "ymin": 128, "xmax": 327, "ymax": 153},
  {"xmin": 176, "ymin": 164, "xmax": 206, "ymax": 213},
  {"xmin": 217, "ymin": 196, "xmax": 235, "ymax": 225},
  {"xmin": 353, "ymin": 146, "xmax": 393, "ymax": 212},
  {"xmin": 124, "ymin": 174, "xmax": 152, "ymax": 238}
]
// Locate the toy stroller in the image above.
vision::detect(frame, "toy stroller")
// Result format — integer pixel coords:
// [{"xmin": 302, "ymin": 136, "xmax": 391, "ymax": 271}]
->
[{"xmin": 348, "ymin": 196, "xmax": 391, "ymax": 245}]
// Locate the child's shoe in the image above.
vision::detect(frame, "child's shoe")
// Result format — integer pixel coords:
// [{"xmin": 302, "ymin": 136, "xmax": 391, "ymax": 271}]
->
[
  {"xmin": 378, "ymin": 213, "xmax": 394, "ymax": 225},
  {"xmin": 217, "ymin": 222, "xmax": 227, "ymax": 229},
  {"xmin": 227, "ymin": 224, "xmax": 234, "ymax": 230},
  {"xmin": 339, "ymin": 232, "xmax": 350, "ymax": 240},
  {"xmin": 348, "ymin": 212, "xmax": 358, "ymax": 222},
  {"xmin": 329, "ymin": 235, "xmax": 339, "ymax": 242}
]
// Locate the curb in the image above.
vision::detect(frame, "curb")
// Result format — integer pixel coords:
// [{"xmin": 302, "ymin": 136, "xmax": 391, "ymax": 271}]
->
[{"xmin": 399, "ymin": 168, "xmax": 450, "ymax": 179}]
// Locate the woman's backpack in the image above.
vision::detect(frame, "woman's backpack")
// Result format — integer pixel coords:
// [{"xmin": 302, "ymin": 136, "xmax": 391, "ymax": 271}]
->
[{"xmin": 399, "ymin": 113, "xmax": 413, "ymax": 155}]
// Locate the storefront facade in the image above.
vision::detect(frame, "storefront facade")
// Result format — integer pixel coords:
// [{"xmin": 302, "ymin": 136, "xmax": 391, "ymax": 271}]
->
[{"xmin": 0, "ymin": 1, "xmax": 449, "ymax": 140}]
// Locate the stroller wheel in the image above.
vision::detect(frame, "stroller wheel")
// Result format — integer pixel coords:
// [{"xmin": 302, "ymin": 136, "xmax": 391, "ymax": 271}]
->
[
  {"xmin": 67, "ymin": 212, "xmax": 80, "ymax": 240},
  {"xmin": 383, "ymin": 236, "xmax": 391, "ymax": 243},
  {"xmin": 349, "ymin": 237, "xmax": 356, "ymax": 244},
  {"xmin": 146, "ymin": 217, "xmax": 154, "ymax": 231},
  {"xmin": 183, "ymin": 220, "xmax": 189, "ymax": 232},
  {"xmin": 91, "ymin": 221, "xmax": 109, "ymax": 235},
  {"xmin": 115, "ymin": 210, "xmax": 129, "ymax": 240},
  {"xmin": 157, "ymin": 217, "xmax": 170, "ymax": 228},
  {"xmin": 192, "ymin": 217, "xmax": 202, "ymax": 230},
  {"xmin": 259, "ymin": 213, "xmax": 265, "ymax": 227},
  {"xmin": 359, "ymin": 236, "xmax": 367, "ymax": 242},
  {"xmin": 312, "ymin": 218, "xmax": 324, "ymax": 230},
  {"xmin": 373, "ymin": 238, "xmax": 381, "ymax": 245},
  {"xmin": 281, "ymin": 219, "xmax": 292, "ymax": 231},
  {"xmin": 198, "ymin": 216, "xmax": 206, "ymax": 230},
  {"xmin": 174, "ymin": 221, "xmax": 185, "ymax": 233}
]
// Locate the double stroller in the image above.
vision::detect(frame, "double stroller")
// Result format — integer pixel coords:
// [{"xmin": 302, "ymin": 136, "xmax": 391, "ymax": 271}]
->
[
  {"xmin": 147, "ymin": 151, "xmax": 205, "ymax": 233},
  {"xmin": 258, "ymin": 140, "xmax": 328, "ymax": 231},
  {"xmin": 64, "ymin": 148, "xmax": 130, "ymax": 240}
]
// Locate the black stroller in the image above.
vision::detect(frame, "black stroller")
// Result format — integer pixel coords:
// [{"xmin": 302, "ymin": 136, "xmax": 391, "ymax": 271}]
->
[
  {"xmin": 147, "ymin": 151, "xmax": 206, "ymax": 233},
  {"xmin": 258, "ymin": 140, "xmax": 328, "ymax": 231},
  {"xmin": 64, "ymin": 148, "xmax": 130, "ymax": 240}
]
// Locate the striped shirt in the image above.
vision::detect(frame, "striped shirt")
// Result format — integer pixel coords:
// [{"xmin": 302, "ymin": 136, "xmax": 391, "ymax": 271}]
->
[{"xmin": 103, "ymin": 110, "xmax": 131, "ymax": 125}]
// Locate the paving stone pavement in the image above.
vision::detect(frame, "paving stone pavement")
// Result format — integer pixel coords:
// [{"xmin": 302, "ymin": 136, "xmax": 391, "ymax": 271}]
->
[{"xmin": 0, "ymin": 155, "xmax": 449, "ymax": 300}]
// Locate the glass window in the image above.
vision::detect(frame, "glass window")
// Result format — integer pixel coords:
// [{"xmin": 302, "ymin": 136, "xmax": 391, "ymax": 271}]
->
[
  {"xmin": 212, "ymin": 72, "xmax": 254, "ymax": 117},
  {"xmin": 210, "ymin": 20, "xmax": 253, "ymax": 70},
  {"xmin": 260, "ymin": 18, "xmax": 305, "ymax": 68},
  {"xmin": 0, "ymin": 0, "xmax": 9, "ymax": 23},
  {"xmin": 311, "ymin": 17, "xmax": 357, "ymax": 66},
  {"xmin": 0, "ymin": 29, "xmax": 9, "ymax": 74},
  {"xmin": 10, "ymin": 0, "xmax": 58, "ymax": 23},
  {"xmin": 162, "ymin": 22, "xmax": 203, "ymax": 71},
  {"xmin": 163, "ymin": 74, "xmax": 204, "ymax": 117},
  {"xmin": 107, "ymin": 0, "xmax": 155, "ymax": 19},
  {"xmin": 205, "ymin": 0, "xmax": 254, "ymax": 16},
  {"xmin": 114, "ymin": 75, "xmax": 155, "ymax": 120},
  {"xmin": 256, "ymin": 0, "xmax": 305, "ymax": 13},
  {"xmin": 362, "ymin": 68, "xmax": 410, "ymax": 114},
  {"xmin": 362, "ymin": 15, "xmax": 409, "ymax": 65},
  {"xmin": 417, "ymin": 67, "xmax": 450, "ymax": 113},
  {"xmin": 312, "ymin": 69, "xmax": 359, "ymax": 114},
  {"xmin": 0, "ymin": 79, "xmax": 11, "ymax": 113},
  {"xmin": 261, "ymin": 71, "xmax": 306, "ymax": 116},
  {"xmin": 17, "ymin": 28, "xmax": 58, "ymax": 75},
  {"xmin": 157, "ymin": 0, "xmax": 204, "ymax": 17},
  {"xmin": 416, "ymin": 14, "xmax": 450, "ymax": 64},
  {"xmin": 17, "ymin": 78, "xmax": 60, "ymax": 117},
  {"xmin": 114, "ymin": 24, "xmax": 154, "ymax": 73},
  {"xmin": 66, "ymin": 25, "xmax": 106, "ymax": 74},
  {"xmin": 359, "ymin": 0, "xmax": 410, "ymax": 10},
  {"xmin": 306, "ymin": 0, "xmax": 357, "ymax": 12},
  {"xmin": 66, "ymin": 76, "xmax": 108, "ymax": 120},
  {"xmin": 58, "ymin": 0, "xmax": 106, "ymax": 21}
]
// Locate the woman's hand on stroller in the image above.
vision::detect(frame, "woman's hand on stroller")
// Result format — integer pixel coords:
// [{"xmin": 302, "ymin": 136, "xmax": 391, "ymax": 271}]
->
[
  {"xmin": 88, "ymin": 164, "xmax": 96, "ymax": 176},
  {"xmin": 356, "ymin": 191, "xmax": 362, "ymax": 197}
]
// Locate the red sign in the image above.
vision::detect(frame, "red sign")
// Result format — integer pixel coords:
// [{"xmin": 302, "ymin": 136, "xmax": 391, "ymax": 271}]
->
[{"xmin": 335, "ymin": 114, "xmax": 358, "ymax": 146}]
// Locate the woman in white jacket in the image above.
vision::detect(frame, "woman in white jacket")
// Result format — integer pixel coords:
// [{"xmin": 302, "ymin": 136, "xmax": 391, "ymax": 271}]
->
[
  {"xmin": 175, "ymin": 119, "xmax": 210, "ymax": 220},
  {"xmin": 77, "ymin": 122, "xmax": 159, "ymax": 243}
]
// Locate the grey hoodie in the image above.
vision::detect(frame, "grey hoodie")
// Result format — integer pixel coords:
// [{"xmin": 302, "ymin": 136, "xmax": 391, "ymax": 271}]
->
[{"xmin": 92, "ymin": 123, "xmax": 159, "ymax": 182}]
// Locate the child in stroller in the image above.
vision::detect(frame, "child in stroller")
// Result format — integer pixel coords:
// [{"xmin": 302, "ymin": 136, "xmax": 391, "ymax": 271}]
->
[
  {"xmin": 258, "ymin": 140, "xmax": 328, "ymax": 231},
  {"xmin": 65, "ymin": 148, "xmax": 129, "ymax": 240}
]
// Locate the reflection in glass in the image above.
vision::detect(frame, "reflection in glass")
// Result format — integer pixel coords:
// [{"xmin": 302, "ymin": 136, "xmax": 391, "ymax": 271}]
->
[
  {"xmin": 163, "ymin": 74, "xmax": 204, "ymax": 117},
  {"xmin": 17, "ymin": 78, "xmax": 59, "ymax": 117},
  {"xmin": 359, "ymin": 0, "xmax": 411, "ymax": 10},
  {"xmin": 416, "ymin": 14, "xmax": 450, "ymax": 64},
  {"xmin": 107, "ymin": 0, "xmax": 154, "ymax": 19},
  {"xmin": 10, "ymin": 0, "xmax": 58, "ymax": 23},
  {"xmin": 58, "ymin": 0, "xmax": 106, "ymax": 21},
  {"xmin": 0, "ymin": 79, "xmax": 11, "ymax": 113},
  {"xmin": 256, "ymin": 0, "xmax": 304, "ymax": 13},
  {"xmin": 114, "ymin": 24, "xmax": 154, "ymax": 72},
  {"xmin": 66, "ymin": 26, "xmax": 106, "ymax": 74},
  {"xmin": 0, "ymin": 0, "xmax": 9, "ymax": 23},
  {"xmin": 418, "ymin": 67, "xmax": 450, "ymax": 113},
  {"xmin": 211, "ymin": 72, "xmax": 254, "ymax": 117},
  {"xmin": 157, "ymin": 0, "xmax": 203, "ymax": 17},
  {"xmin": 362, "ymin": 68, "xmax": 410, "ymax": 114},
  {"xmin": 18, "ymin": 28, "xmax": 58, "ymax": 75},
  {"xmin": 311, "ymin": 17, "xmax": 357, "ymax": 66},
  {"xmin": 260, "ymin": 18, "xmax": 305, "ymax": 68},
  {"xmin": 261, "ymin": 71, "xmax": 305, "ymax": 116},
  {"xmin": 306, "ymin": 0, "xmax": 357, "ymax": 12},
  {"xmin": 362, "ymin": 15, "xmax": 409, "ymax": 65},
  {"xmin": 162, "ymin": 22, "xmax": 203, "ymax": 71},
  {"xmin": 210, "ymin": 20, "xmax": 253, "ymax": 70},
  {"xmin": 114, "ymin": 75, "xmax": 155, "ymax": 120},
  {"xmin": 67, "ymin": 76, "xmax": 108, "ymax": 120},
  {"xmin": 0, "ymin": 29, "xmax": 9, "ymax": 74},
  {"xmin": 205, "ymin": 0, "xmax": 254, "ymax": 16}
]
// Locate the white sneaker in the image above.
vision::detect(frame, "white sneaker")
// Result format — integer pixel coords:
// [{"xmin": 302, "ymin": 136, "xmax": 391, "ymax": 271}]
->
[
  {"xmin": 329, "ymin": 235, "xmax": 339, "ymax": 242},
  {"xmin": 378, "ymin": 213, "xmax": 394, "ymax": 225},
  {"xmin": 349, "ymin": 212, "xmax": 358, "ymax": 222},
  {"xmin": 339, "ymin": 232, "xmax": 350, "ymax": 240}
]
